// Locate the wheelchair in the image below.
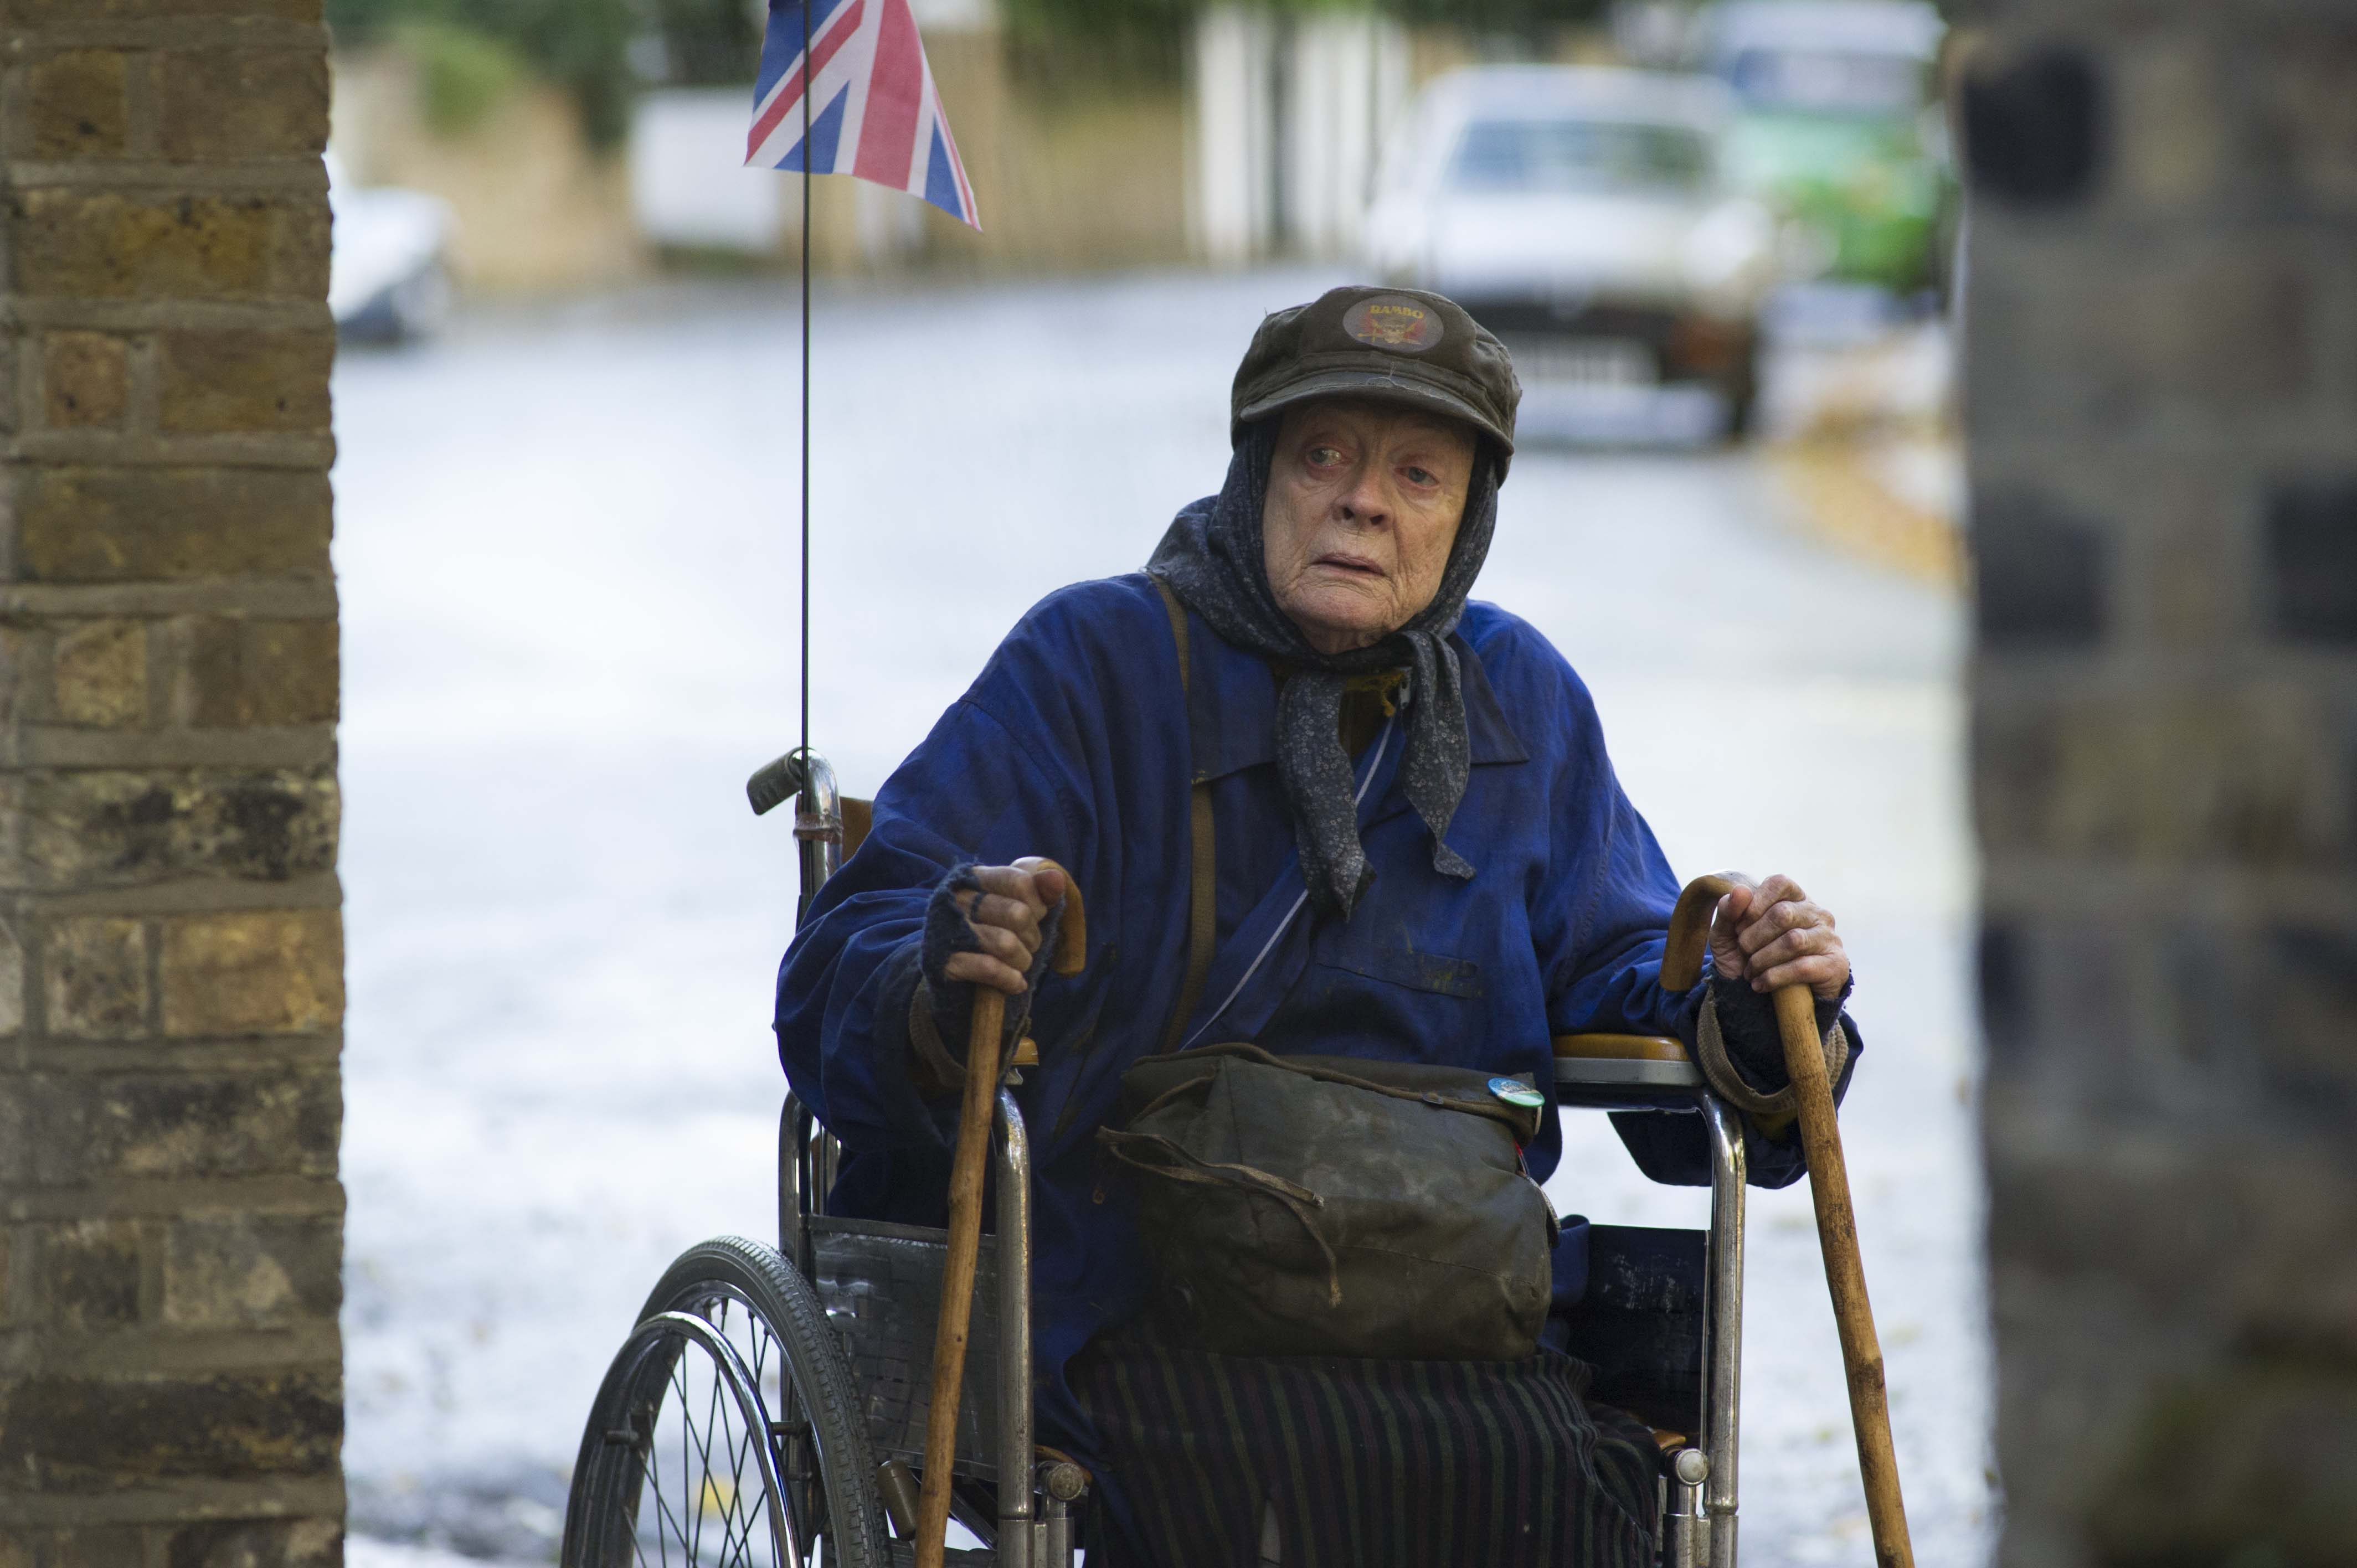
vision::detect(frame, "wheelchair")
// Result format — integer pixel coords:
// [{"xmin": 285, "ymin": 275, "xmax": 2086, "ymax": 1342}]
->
[{"xmin": 559, "ymin": 749, "xmax": 1755, "ymax": 1568}]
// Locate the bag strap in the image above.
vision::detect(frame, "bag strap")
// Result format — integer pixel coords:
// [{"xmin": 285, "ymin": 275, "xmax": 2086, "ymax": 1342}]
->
[
  {"xmin": 1097, "ymin": 1127, "xmax": 1340, "ymax": 1306},
  {"xmin": 1151, "ymin": 575, "xmax": 1218, "ymax": 1055},
  {"xmin": 1176, "ymin": 1040, "xmax": 1538, "ymax": 1138}
]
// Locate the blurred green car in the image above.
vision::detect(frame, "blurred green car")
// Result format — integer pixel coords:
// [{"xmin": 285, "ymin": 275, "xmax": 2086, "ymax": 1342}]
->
[{"xmin": 1703, "ymin": 0, "xmax": 1949, "ymax": 297}]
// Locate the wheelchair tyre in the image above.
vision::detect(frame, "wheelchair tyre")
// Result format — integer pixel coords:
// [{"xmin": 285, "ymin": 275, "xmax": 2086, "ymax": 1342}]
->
[{"xmin": 562, "ymin": 1234, "xmax": 888, "ymax": 1567}]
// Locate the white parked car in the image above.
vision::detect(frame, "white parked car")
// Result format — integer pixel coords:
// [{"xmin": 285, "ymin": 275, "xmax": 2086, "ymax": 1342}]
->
[
  {"xmin": 327, "ymin": 152, "xmax": 456, "ymax": 342},
  {"xmin": 1363, "ymin": 67, "xmax": 1778, "ymax": 437}
]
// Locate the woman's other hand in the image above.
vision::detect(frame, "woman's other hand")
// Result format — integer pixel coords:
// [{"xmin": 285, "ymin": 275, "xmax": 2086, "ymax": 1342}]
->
[
  {"xmin": 942, "ymin": 858, "xmax": 1069, "ymax": 996},
  {"xmin": 1708, "ymin": 873, "xmax": 1849, "ymax": 1001}
]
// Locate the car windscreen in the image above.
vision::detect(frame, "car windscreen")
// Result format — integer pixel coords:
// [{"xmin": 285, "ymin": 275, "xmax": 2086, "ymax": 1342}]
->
[
  {"xmin": 1446, "ymin": 117, "xmax": 1713, "ymax": 195},
  {"xmin": 1722, "ymin": 48, "xmax": 1928, "ymax": 115}
]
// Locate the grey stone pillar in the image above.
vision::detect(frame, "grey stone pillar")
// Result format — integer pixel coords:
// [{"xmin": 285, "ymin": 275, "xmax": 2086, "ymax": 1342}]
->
[{"xmin": 1964, "ymin": 9, "xmax": 2357, "ymax": 1566}]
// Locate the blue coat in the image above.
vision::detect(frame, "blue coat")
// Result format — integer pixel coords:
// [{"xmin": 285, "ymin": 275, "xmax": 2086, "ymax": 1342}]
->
[{"xmin": 774, "ymin": 571, "xmax": 1855, "ymax": 1456}]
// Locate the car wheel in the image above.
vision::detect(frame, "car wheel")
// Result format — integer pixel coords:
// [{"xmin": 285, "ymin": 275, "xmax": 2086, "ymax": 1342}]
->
[
  {"xmin": 1718, "ymin": 340, "xmax": 1763, "ymax": 443},
  {"xmin": 387, "ymin": 259, "xmax": 454, "ymax": 342}
]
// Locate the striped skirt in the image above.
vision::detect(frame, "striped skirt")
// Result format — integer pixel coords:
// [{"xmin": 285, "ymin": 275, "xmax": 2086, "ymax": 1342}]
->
[{"xmin": 1071, "ymin": 1328, "xmax": 1661, "ymax": 1568}]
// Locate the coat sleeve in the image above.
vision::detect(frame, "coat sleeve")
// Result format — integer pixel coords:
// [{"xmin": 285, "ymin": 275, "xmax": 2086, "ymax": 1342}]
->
[
  {"xmin": 772, "ymin": 693, "xmax": 1087, "ymax": 1152},
  {"xmin": 772, "ymin": 581, "xmax": 1140, "ymax": 1153},
  {"xmin": 1519, "ymin": 637, "xmax": 1860, "ymax": 1190}
]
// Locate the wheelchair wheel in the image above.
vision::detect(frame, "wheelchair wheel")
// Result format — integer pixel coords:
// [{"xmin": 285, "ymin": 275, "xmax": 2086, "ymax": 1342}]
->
[{"xmin": 563, "ymin": 1235, "xmax": 888, "ymax": 1567}]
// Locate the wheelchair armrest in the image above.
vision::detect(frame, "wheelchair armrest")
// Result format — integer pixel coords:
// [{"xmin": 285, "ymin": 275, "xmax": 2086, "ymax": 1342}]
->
[{"xmin": 1552, "ymin": 1033, "xmax": 1704, "ymax": 1093}]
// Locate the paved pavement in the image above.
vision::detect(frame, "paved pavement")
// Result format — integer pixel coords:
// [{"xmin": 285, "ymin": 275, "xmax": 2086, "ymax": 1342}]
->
[{"xmin": 333, "ymin": 269, "xmax": 1984, "ymax": 1563}]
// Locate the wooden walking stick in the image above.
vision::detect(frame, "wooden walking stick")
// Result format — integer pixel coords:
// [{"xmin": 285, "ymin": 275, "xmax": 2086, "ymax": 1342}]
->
[
  {"xmin": 1666, "ymin": 874, "xmax": 1915, "ymax": 1568},
  {"xmin": 916, "ymin": 867, "xmax": 1085, "ymax": 1568}
]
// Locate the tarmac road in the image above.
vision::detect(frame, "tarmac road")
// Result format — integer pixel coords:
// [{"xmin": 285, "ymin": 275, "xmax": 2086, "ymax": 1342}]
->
[{"xmin": 333, "ymin": 268, "xmax": 1985, "ymax": 1565}]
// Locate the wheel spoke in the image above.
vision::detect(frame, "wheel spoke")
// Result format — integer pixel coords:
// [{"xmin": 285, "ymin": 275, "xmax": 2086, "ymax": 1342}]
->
[
  {"xmin": 583, "ymin": 1263, "xmax": 843, "ymax": 1568},
  {"xmin": 679, "ymin": 1364, "xmax": 731, "ymax": 1547},
  {"xmin": 639, "ymin": 1431, "xmax": 695, "ymax": 1568}
]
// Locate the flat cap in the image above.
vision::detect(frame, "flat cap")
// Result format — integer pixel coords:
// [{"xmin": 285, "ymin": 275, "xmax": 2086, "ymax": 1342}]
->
[{"xmin": 1231, "ymin": 286, "xmax": 1520, "ymax": 475}]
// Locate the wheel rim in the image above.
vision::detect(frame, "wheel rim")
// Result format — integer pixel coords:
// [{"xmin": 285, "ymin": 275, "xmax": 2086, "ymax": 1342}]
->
[
  {"xmin": 673, "ymin": 1282, "xmax": 835, "ymax": 1559},
  {"xmin": 606, "ymin": 1308, "xmax": 804, "ymax": 1566}
]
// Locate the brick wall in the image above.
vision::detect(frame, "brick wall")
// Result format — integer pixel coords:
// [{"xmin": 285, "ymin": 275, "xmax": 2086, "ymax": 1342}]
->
[
  {"xmin": 1963, "ymin": 7, "xmax": 2357, "ymax": 1566},
  {"xmin": 1, "ymin": 3, "xmax": 343, "ymax": 1564}
]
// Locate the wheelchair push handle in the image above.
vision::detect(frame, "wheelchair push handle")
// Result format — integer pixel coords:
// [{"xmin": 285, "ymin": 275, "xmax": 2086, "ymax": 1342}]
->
[
  {"xmin": 1666, "ymin": 873, "xmax": 1915, "ymax": 1568},
  {"xmin": 917, "ymin": 860, "xmax": 1084, "ymax": 1568}
]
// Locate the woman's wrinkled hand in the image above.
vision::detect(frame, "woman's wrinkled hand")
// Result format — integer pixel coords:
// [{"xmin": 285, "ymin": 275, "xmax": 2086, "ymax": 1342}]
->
[
  {"xmin": 1708, "ymin": 873, "xmax": 1849, "ymax": 1002},
  {"xmin": 943, "ymin": 858, "xmax": 1069, "ymax": 997}
]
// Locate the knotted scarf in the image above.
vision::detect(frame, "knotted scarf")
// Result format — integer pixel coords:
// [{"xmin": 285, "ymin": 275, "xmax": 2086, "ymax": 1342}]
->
[{"xmin": 1146, "ymin": 420, "xmax": 1500, "ymax": 919}]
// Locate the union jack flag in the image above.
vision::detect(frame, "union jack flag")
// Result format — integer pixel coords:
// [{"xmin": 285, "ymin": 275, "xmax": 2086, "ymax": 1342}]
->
[{"xmin": 745, "ymin": 0, "xmax": 980, "ymax": 229}]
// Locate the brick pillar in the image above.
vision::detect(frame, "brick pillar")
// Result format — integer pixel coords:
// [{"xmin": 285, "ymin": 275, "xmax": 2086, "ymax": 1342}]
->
[
  {"xmin": 1, "ymin": 3, "xmax": 343, "ymax": 1564},
  {"xmin": 1965, "ymin": 8, "xmax": 2357, "ymax": 1566}
]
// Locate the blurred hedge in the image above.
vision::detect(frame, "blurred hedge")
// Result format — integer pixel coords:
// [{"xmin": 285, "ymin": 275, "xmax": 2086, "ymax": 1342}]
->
[
  {"xmin": 327, "ymin": 0, "xmax": 638, "ymax": 147},
  {"xmin": 326, "ymin": 0, "xmax": 1608, "ymax": 147}
]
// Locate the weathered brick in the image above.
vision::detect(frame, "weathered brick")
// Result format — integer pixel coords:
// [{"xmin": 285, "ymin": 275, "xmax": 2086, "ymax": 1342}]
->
[
  {"xmin": 159, "ymin": 331, "xmax": 332, "ymax": 435},
  {"xmin": 2163, "ymin": 922, "xmax": 2357, "ymax": 1142},
  {"xmin": 160, "ymin": 51, "xmax": 328, "ymax": 163},
  {"xmin": 25, "ymin": 51, "xmax": 128, "ymax": 161},
  {"xmin": 163, "ymin": 1213, "xmax": 337, "ymax": 1328},
  {"xmin": 166, "ymin": 1517, "xmax": 341, "ymax": 1568},
  {"xmin": 2266, "ymin": 475, "xmax": 2357, "ymax": 642},
  {"xmin": 2111, "ymin": 37, "xmax": 2221, "ymax": 210},
  {"xmin": 1973, "ymin": 492, "xmax": 2107, "ymax": 647},
  {"xmin": 0, "ymin": 1369, "xmax": 339, "ymax": 1488},
  {"xmin": 0, "ymin": 627, "xmax": 24, "ymax": 726},
  {"xmin": 182, "ymin": 618, "xmax": 337, "ymax": 725},
  {"xmin": 43, "ymin": 915, "xmax": 150, "ymax": 1039},
  {"xmin": 1963, "ymin": 44, "xmax": 2106, "ymax": 210},
  {"xmin": 1975, "ymin": 684, "xmax": 2343, "ymax": 867},
  {"xmin": 12, "ymin": 768, "xmax": 338, "ymax": 888},
  {"xmin": 159, "ymin": 909, "xmax": 340, "ymax": 1037},
  {"xmin": 33, "ymin": 1220, "xmax": 143, "ymax": 1333},
  {"xmin": 0, "ymin": 919, "xmax": 24, "ymax": 1036},
  {"xmin": 3, "ymin": 1527, "xmax": 143, "ymax": 1568},
  {"xmin": 2267, "ymin": 39, "xmax": 2357, "ymax": 216},
  {"xmin": 2087, "ymin": 1359, "xmax": 2357, "ymax": 1565},
  {"xmin": 9, "ymin": 190, "xmax": 328, "ymax": 303},
  {"xmin": 51, "ymin": 618, "xmax": 147, "ymax": 728},
  {"xmin": 25, "ymin": 1068, "xmax": 337, "ymax": 1184},
  {"xmin": 14, "ymin": 467, "xmax": 331, "ymax": 583},
  {"xmin": 40, "ymin": 332, "xmax": 129, "ymax": 430},
  {"xmin": 1968, "ymin": 251, "xmax": 2311, "ymax": 437}
]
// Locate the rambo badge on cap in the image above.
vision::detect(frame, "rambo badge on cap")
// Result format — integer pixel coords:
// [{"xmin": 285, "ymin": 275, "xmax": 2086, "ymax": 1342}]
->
[
  {"xmin": 1342, "ymin": 294, "xmax": 1445, "ymax": 354},
  {"xmin": 1488, "ymin": 1076, "xmax": 1545, "ymax": 1108}
]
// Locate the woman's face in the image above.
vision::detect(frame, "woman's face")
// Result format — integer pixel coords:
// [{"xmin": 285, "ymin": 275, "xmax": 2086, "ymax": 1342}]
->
[{"xmin": 1261, "ymin": 399, "xmax": 1477, "ymax": 656}]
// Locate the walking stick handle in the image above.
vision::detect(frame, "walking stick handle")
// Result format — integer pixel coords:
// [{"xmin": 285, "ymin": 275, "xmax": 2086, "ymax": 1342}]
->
[
  {"xmin": 1774, "ymin": 980, "xmax": 1916, "ymax": 1568},
  {"xmin": 1665, "ymin": 873, "xmax": 1915, "ymax": 1568},
  {"xmin": 915, "ymin": 866, "xmax": 1084, "ymax": 1567}
]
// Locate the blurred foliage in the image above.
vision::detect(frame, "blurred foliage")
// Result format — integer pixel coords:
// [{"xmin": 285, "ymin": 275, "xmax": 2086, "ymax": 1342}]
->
[
  {"xmin": 1377, "ymin": 0, "xmax": 1605, "ymax": 39},
  {"xmin": 650, "ymin": 0, "xmax": 764, "ymax": 87},
  {"xmin": 326, "ymin": 0, "xmax": 639, "ymax": 148},
  {"xmin": 325, "ymin": 0, "xmax": 1614, "ymax": 146},
  {"xmin": 1000, "ymin": 0, "xmax": 1193, "ymax": 86},
  {"xmin": 394, "ymin": 20, "xmax": 527, "ymax": 137},
  {"xmin": 999, "ymin": 0, "xmax": 1608, "ymax": 90}
]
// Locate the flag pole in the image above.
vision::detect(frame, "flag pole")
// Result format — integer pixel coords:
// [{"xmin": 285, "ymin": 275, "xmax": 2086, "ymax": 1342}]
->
[{"xmin": 799, "ymin": 0, "xmax": 812, "ymax": 776}]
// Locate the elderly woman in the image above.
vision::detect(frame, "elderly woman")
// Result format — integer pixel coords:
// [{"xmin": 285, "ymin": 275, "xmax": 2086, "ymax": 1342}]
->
[{"xmin": 776, "ymin": 286, "xmax": 1859, "ymax": 1568}]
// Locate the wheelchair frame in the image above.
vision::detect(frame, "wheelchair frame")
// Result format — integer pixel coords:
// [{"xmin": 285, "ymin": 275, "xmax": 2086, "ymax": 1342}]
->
[{"xmin": 770, "ymin": 749, "xmax": 1753, "ymax": 1568}]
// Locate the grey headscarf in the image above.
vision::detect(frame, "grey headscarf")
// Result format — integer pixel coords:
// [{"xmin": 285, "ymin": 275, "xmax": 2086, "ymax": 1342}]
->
[{"xmin": 1147, "ymin": 419, "xmax": 1501, "ymax": 919}]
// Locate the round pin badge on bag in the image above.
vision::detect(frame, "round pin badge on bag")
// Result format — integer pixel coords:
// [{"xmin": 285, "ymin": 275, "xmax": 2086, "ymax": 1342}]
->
[{"xmin": 1488, "ymin": 1076, "xmax": 1545, "ymax": 1108}]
